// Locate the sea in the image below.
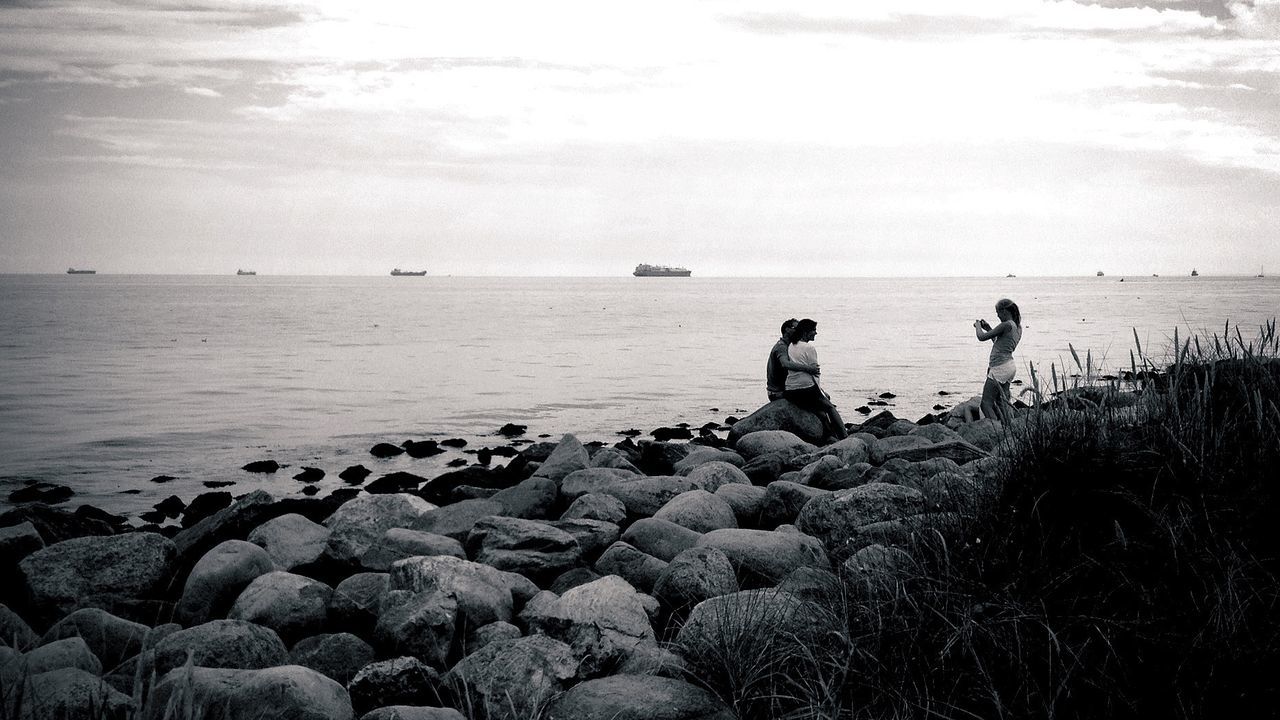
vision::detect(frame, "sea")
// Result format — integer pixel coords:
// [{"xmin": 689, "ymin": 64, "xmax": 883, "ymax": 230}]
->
[{"xmin": 1, "ymin": 273, "xmax": 1276, "ymax": 520}]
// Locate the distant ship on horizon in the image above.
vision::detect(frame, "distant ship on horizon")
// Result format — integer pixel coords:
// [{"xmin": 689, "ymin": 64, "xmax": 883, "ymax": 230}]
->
[
  {"xmin": 66, "ymin": 268, "xmax": 96, "ymax": 274},
  {"xmin": 236, "ymin": 269, "xmax": 256, "ymax": 276},
  {"xmin": 390, "ymin": 268, "xmax": 427, "ymax": 276},
  {"xmin": 1191, "ymin": 268, "xmax": 1199, "ymax": 277},
  {"xmin": 634, "ymin": 263, "xmax": 691, "ymax": 277},
  {"xmin": 1096, "ymin": 270, "xmax": 1105, "ymax": 277}
]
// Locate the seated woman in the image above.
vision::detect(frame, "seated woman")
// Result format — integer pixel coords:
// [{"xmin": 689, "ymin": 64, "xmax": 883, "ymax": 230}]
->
[
  {"xmin": 783, "ymin": 318, "xmax": 848, "ymax": 440},
  {"xmin": 973, "ymin": 298, "xmax": 1022, "ymax": 423}
]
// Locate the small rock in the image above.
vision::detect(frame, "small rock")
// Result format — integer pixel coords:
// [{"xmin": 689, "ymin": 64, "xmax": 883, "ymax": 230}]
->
[
  {"xmin": 371, "ymin": 443, "xmax": 406, "ymax": 458},
  {"xmin": 242, "ymin": 460, "xmax": 281, "ymax": 473},
  {"xmin": 294, "ymin": 467, "xmax": 325, "ymax": 482}
]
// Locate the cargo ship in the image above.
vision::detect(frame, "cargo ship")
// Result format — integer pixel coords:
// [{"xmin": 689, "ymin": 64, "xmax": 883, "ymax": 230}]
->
[
  {"xmin": 390, "ymin": 268, "xmax": 427, "ymax": 276},
  {"xmin": 66, "ymin": 268, "xmax": 96, "ymax": 274},
  {"xmin": 633, "ymin": 263, "xmax": 691, "ymax": 277}
]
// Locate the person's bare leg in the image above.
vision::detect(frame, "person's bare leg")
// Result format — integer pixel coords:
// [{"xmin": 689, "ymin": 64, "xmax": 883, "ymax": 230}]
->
[
  {"xmin": 817, "ymin": 396, "xmax": 848, "ymax": 439},
  {"xmin": 980, "ymin": 377, "xmax": 1004, "ymax": 423}
]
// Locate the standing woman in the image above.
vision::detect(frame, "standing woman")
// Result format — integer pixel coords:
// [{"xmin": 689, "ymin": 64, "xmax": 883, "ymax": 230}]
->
[
  {"xmin": 784, "ymin": 318, "xmax": 848, "ymax": 440},
  {"xmin": 974, "ymin": 298, "xmax": 1022, "ymax": 423}
]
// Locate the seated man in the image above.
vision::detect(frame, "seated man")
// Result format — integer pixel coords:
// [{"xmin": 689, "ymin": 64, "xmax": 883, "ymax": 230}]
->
[{"xmin": 766, "ymin": 318, "xmax": 820, "ymax": 401}]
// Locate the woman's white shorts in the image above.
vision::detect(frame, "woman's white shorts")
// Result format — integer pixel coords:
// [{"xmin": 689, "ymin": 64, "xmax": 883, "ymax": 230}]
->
[{"xmin": 987, "ymin": 361, "xmax": 1016, "ymax": 384}]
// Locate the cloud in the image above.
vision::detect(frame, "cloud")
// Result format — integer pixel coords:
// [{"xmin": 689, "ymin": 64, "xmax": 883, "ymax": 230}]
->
[{"xmin": 184, "ymin": 85, "xmax": 222, "ymax": 97}]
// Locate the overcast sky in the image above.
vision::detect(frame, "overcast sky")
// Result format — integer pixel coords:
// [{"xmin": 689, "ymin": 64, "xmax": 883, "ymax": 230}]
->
[{"xmin": 1, "ymin": 0, "xmax": 1277, "ymax": 276}]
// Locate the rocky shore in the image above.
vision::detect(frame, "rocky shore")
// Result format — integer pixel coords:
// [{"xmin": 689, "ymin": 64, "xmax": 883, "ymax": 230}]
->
[{"xmin": 1, "ymin": 396, "xmax": 1016, "ymax": 720}]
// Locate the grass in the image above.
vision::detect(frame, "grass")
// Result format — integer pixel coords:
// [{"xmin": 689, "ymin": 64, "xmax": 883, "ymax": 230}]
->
[{"xmin": 678, "ymin": 320, "xmax": 1280, "ymax": 720}]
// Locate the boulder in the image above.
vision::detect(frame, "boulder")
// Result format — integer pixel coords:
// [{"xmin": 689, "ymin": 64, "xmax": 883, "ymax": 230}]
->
[
  {"xmin": 694, "ymin": 528, "xmax": 829, "ymax": 588},
  {"xmin": 675, "ymin": 589, "xmax": 835, "ymax": 670},
  {"xmin": 0, "ymin": 521, "xmax": 44, "ymax": 568},
  {"xmin": 360, "ymin": 529, "xmax": 465, "ymax": 572},
  {"xmin": 177, "ymin": 539, "xmax": 276, "ymax": 626},
  {"xmin": 559, "ymin": 493, "xmax": 627, "ymax": 524},
  {"xmin": 143, "ymin": 666, "xmax": 249, "ymax": 720},
  {"xmin": 410, "ymin": 499, "xmax": 504, "ymax": 542},
  {"xmin": 375, "ymin": 590, "xmax": 458, "ymax": 667},
  {"xmin": 36, "ymin": 607, "xmax": 148, "ymax": 670},
  {"xmin": 329, "ymin": 573, "xmax": 389, "ymax": 635},
  {"xmin": 727, "ymin": 402, "xmax": 826, "ymax": 446},
  {"xmin": 652, "ymin": 490, "xmax": 737, "ymax": 533},
  {"xmin": 248, "ymin": 513, "xmax": 330, "ymax": 571},
  {"xmin": 588, "ymin": 447, "xmax": 643, "ymax": 474},
  {"xmin": 620, "ymin": 518, "xmax": 702, "ymax": 562},
  {"xmin": 560, "ymin": 468, "xmax": 640, "ymax": 502},
  {"xmin": 465, "ymin": 517, "xmax": 581, "ymax": 583},
  {"xmin": 18, "ymin": 531, "xmax": 176, "ymax": 626},
  {"xmin": 882, "ymin": 439, "xmax": 988, "ymax": 465},
  {"xmin": 7, "ymin": 636, "xmax": 101, "ymax": 676},
  {"xmin": 289, "ymin": 632, "xmax": 375, "ymax": 686},
  {"xmin": 713, "ymin": 484, "xmax": 768, "ymax": 528},
  {"xmin": 652, "ymin": 547, "xmax": 739, "ymax": 612},
  {"xmin": 672, "ymin": 448, "xmax": 744, "ymax": 475},
  {"xmin": 4, "ymin": 667, "xmax": 131, "ymax": 719},
  {"xmin": 732, "ymin": 430, "xmax": 818, "ymax": 461},
  {"xmin": 545, "ymin": 674, "xmax": 735, "ymax": 720},
  {"xmin": 522, "ymin": 575, "xmax": 655, "ymax": 675},
  {"xmin": 325, "ymin": 494, "xmax": 438, "ymax": 565},
  {"xmin": 899, "ymin": 470, "xmax": 986, "ymax": 514},
  {"xmin": 441, "ymin": 635, "xmax": 578, "ymax": 720},
  {"xmin": 361, "ymin": 706, "xmax": 463, "ymax": 720},
  {"xmin": 390, "ymin": 556, "xmax": 515, "ymax": 628},
  {"xmin": 802, "ymin": 436, "xmax": 871, "ymax": 467},
  {"xmin": 489, "ymin": 477, "xmax": 559, "ymax": 520},
  {"xmin": 546, "ymin": 519, "xmax": 620, "ymax": 561},
  {"xmin": 0, "ymin": 504, "xmax": 116, "ymax": 546},
  {"xmin": 908, "ymin": 423, "xmax": 966, "ymax": 444},
  {"xmin": 869, "ymin": 435, "xmax": 934, "ymax": 465},
  {"xmin": 531, "ymin": 434, "xmax": 590, "ymax": 483},
  {"xmin": 615, "ymin": 645, "xmax": 688, "ymax": 678},
  {"xmin": 592, "ymin": 542, "xmax": 667, "ymax": 594},
  {"xmin": 597, "ymin": 476, "xmax": 698, "ymax": 518},
  {"xmin": 683, "ymin": 461, "xmax": 751, "ymax": 493},
  {"xmin": 760, "ymin": 481, "xmax": 829, "ymax": 529},
  {"xmin": 152, "ymin": 619, "xmax": 288, "ymax": 676},
  {"xmin": 463, "ymin": 621, "xmax": 522, "ymax": 655},
  {"xmin": 955, "ymin": 417, "xmax": 1004, "ymax": 451},
  {"xmin": 348, "ymin": 657, "xmax": 442, "ymax": 714},
  {"xmin": 0, "ymin": 604, "xmax": 38, "ymax": 650},
  {"xmin": 227, "ymin": 571, "xmax": 333, "ymax": 643},
  {"xmin": 227, "ymin": 665, "xmax": 355, "ymax": 720},
  {"xmin": 172, "ymin": 489, "xmax": 276, "ymax": 563},
  {"xmin": 634, "ymin": 440, "xmax": 694, "ymax": 475},
  {"xmin": 795, "ymin": 482, "xmax": 926, "ymax": 563}
]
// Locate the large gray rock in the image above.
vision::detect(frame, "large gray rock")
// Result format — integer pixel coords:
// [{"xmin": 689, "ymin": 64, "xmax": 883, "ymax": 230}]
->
[
  {"xmin": 559, "ymin": 493, "xmax": 627, "ymax": 524},
  {"xmin": 588, "ymin": 447, "xmax": 643, "ymax": 474},
  {"xmin": 375, "ymin": 590, "xmax": 458, "ymax": 668},
  {"xmin": 727, "ymin": 402, "xmax": 826, "ymax": 446},
  {"xmin": 465, "ymin": 517, "xmax": 581, "ymax": 582},
  {"xmin": 732, "ymin": 430, "xmax": 818, "ymax": 461},
  {"xmin": 325, "ymin": 494, "xmax": 438, "ymax": 565},
  {"xmin": 348, "ymin": 657, "xmax": 442, "ymax": 714},
  {"xmin": 290, "ymin": 632, "xmax": 376, "ymax": 686},
  {"xmin": 592, "ymin": 542, "xmax": 667, "ymax": 594},
  {"xmin": 4, "ymin": 667, "xmax": 131, "ymax": 719},
  {"xmin": 37, "ymin": 607, "xmax": 148, "ymax": 670},
  {"xmin": 248, "ymin": 513, "xmax": 330, "ymax": 570},
  {"xmin": 228, "ymin": 665, "xmax": 354, "ymax": 720},
  {"xmin": 869, "ymin": 435, "xmax": 934, "ymax": 465},
  {"xmin": 713, "ymin": 484, "xmax": 768, "ymax": 528},
  {"xmin": 955, "ymin": 417, "xmax": 1004, "ymax": 451},
  {"xmin": 795, "ymin": 482, "xmax": 926, "ymax": 563},
  {"xmin": 760, "ymin": 481, "xmax": 829, "ymax": 528},
  {"xmin": 227, "ymin": 571, "xmax": 333, "ymax": 643},
  {"xmin": 391, "ymin": 555, "xmax": 515, "ymax": 627},
  {"xmin": 694, "ymin": 528, "xmax": 829, "ymax": 587},
  {"xmin": 6, "ymin": 636, "xmax": 101, "ymax": 676},
  {"xmin": 143, "ymin": 666, "xmax": 248, "ymax": 720},
  {"xmin": 488, "ymin": 477, "xmax": 558, "ymax": 520},
  {"xmin": 652, "ymin": 547, "xmax": 739, "ymax": 611},
  {"xmin": 0, "ymin": 521, "xmax": 44, "ymax": 566},
  {"xmin": 597, "ymin": 476, "xmax": 698, "ymax": 518},
  {"xmin": 908, "ymin": 423, "xmax": 966, "ymax": 444},
  {"xmin": 360, "ymin": 529, "xmax": 465, "ymax": 572},
  {"xmin": 801, "ymin": 436, "xmax": 871, "ymax": 467},
  {"xmin": 672, "ymin": 448, "xmax": 744, "ymax": 475},
  {"xmin": 523, "ymin": 575, "xmax": 655, "ymax": 676},
  {"xmin": 560, "ymin": 468, "xmax": 641, "ymax": 502},
  {"xmin": 0, "ymin": 604, "xmax": 38, "ymax": 650},
  {"xmin": 882, "ymin": 439, "xmax": 988, "ymax": 465},
  {"xmin": 329, "ymin": 573, "xmax": 389, "ymax": 634},
  {"xmin": 361, "ymin": 706, "xmax": 463, "ymax": 720},
  {"xmin": 546, "ymin": 519, "xmax": 620, "ymax": 561},
  {"xmin": 410, "ymin": 499, "xmax": 504, "ymax": 542},
  {"xmin": 545, "ymin": 674, "xmax": 735, "ymax": 720},
  {"xmin": 172, "ymin": 489, "xmax": 276, "ymax": 562},
  {"xmin": 18, "ymin": 531, "xmax": 176, "ymax": 626},
  {"xmin": 152, "ymin": 619, "xmax": 288, "ymax": 676},
  {"xmin": 531, "ymin": 434, "xmax": 590, "ymax": 483},
  {"xmin": 653, "ymin": 490, "xmax": 737, "ymax": 533},
  {"xmin": 441, "ymin": 635, "xmax": 578, "ymax": 720},
  {"xmin": 620, "ymin": 518, "xmax": 701, "ymax": 562},
  {"xmin": 683, "ymin": 461, "xmax": 751, "ymax": 493},
  {"xmin": 675, "ymin": 589, "xmax": 835, "ymax": 670},
  {"xmin": 177, "ymin": 539, "xmax": 276, "ymax": 626}
]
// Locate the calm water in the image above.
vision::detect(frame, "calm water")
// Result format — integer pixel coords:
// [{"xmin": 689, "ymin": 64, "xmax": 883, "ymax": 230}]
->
[{"xmin": 2, "ymin": 274, "xmax": 1276, "ymax": 518}]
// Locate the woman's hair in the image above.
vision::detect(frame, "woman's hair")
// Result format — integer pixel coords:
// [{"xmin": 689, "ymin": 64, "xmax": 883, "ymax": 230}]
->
[
  {"xmin": 996, "ymin": 298, "xmax": 1021, "ymax": 326},
  {"xmin": 790, "ymin": 318, "xmax": 817, "ymax": 343}
]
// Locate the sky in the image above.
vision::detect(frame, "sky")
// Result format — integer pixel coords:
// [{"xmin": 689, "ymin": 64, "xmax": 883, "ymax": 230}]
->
[{"xmin": 0, "ymin": 0, "xmax": 1277, "ymax": 277}]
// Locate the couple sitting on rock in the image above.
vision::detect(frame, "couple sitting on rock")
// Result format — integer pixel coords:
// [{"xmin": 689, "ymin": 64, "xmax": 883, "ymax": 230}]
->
[{"xmin": 766, "ymin": 318, "xmax": 849, "ymax": 440}]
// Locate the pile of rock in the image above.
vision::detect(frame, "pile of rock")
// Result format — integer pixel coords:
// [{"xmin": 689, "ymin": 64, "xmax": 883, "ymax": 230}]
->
[{"xmin": 0, "ymin": 404, "xmax": 1006, "ymax": 720}]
